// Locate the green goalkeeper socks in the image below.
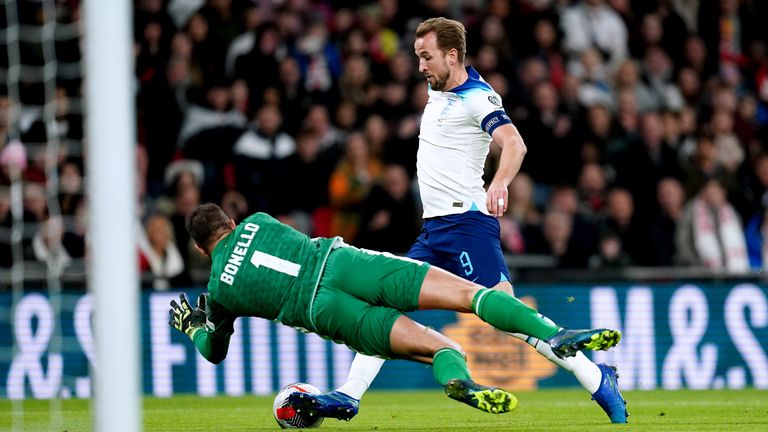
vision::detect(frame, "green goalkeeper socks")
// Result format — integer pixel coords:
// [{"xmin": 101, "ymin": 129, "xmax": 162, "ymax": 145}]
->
[
  {"xmin": 433, "ymin": 348, "xmax": 472, "ymax": 385},
  {"xmin": 472, "ymin": 289, "xmax": 559, "ymax": 341}
]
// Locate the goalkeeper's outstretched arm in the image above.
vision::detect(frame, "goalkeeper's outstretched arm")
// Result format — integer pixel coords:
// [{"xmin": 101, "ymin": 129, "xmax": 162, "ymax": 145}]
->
[{"xmin": 169, "ymin": 293, "xmax": 236, "ymax": 364}]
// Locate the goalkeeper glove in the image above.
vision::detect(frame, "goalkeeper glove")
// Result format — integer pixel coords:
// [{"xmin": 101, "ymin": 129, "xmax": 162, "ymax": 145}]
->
[{"xmin": 169, "ymin": 293, "xmax": 208, "ymax": 340}]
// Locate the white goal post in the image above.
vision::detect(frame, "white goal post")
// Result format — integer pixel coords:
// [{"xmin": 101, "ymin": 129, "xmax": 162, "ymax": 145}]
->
[{"xmin": 83, "ymin": 1, "xmax": 140, "ymax": 431}]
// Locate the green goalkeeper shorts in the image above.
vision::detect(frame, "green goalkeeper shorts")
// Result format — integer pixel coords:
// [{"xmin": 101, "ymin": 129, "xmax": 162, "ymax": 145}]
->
[{"xmin": 310, "ymin": 245, "xmax": 430, "ymax": 358}]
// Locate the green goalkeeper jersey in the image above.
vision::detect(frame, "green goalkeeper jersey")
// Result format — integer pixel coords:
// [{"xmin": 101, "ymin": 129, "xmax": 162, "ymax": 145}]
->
[{"xmin": 206, "ymin": 212, "xmax": 339, "ymax": 330}]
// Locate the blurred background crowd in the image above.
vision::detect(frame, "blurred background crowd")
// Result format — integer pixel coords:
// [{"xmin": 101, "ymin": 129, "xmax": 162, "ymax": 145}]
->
[{"xmin": 3, "ymin": 0, "xmax": 768, "ymax": 289}]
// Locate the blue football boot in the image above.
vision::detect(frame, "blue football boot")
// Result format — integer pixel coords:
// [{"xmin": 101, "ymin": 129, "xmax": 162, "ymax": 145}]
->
[
  {"xmin": 592, "ymin": 364, "xmax": 629, "ymax": 423},
  {"xmin": 444, "ymin": 379, "xmax": 518, "ymax": 414},
  {"xmin": 548, "ymin": 328, "xmax": 622, "ymax": 359},
  {"xmin": 286, "ymin": 390, "xmax": 359, "ymax": 421}
]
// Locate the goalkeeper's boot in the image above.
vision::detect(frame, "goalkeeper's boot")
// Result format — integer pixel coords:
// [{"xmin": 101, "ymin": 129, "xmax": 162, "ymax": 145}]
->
[
  {"xmin": 548, "ymin": 328, "xmax": 622, "ymax": 359},
  {"xmin": 592, "ymin": 364, "xmax": 629, "ymax": 423},
  {"xmin": 287, "ymin": 390, "xmax": 359, "ymax": 421},
  {"xmin": 444, "ymin": 379, "xmax": 518, "ymax": 414}
]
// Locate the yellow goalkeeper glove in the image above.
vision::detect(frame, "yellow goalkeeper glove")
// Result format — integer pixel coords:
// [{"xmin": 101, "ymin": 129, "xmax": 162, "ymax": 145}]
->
[{"xmin": 169, "ymin": 293, "xmax": 207, "ymax": 340}]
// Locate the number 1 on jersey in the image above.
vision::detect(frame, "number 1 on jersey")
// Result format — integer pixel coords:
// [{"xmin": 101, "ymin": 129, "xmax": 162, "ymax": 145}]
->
[{"xmin": 250, "ymin": 250, "xmax": 301, "ymax": 277}]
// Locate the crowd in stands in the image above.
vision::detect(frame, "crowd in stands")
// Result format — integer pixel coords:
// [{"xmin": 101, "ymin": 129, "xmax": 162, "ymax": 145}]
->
[{"xmin": 3, "ymin": 0, "xmax": 768, "ymax": 289}]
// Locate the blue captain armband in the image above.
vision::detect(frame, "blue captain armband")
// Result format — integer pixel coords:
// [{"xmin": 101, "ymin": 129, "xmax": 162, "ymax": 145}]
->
[{"xmin": 481, "ymin": 110, "xmax": 512, "ymax": 136}]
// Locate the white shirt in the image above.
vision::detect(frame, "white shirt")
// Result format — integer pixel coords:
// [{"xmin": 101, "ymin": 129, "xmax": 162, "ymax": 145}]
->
[
  {"xmin": 561, "ymin": 3, "xmax": 628, "ymax": 69},
  {"xmin": 417, "ymin": 66, "xmax": 511, "ymax": 218}
]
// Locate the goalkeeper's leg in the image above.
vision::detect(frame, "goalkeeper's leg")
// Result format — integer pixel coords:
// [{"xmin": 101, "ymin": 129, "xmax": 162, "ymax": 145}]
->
[
  {"xmin": 288, "ymin": 353, "xmax": 384, "ymax": 422},
  {"xmin": 323, "ymin": 268, "xmax": 623, "ymax": 417},
  {"xmin": 388, "ymin": 315, "xmax": 517, "ymax": 414},
  {"xmin": 293, "ymin": 316, "xmax": 518, "ymax": 419}
]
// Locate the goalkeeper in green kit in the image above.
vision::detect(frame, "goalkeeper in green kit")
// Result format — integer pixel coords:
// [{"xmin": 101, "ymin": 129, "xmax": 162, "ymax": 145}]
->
[{"xmin": 170, "ymin": 203, "xmax": 621, "ymax": 418}]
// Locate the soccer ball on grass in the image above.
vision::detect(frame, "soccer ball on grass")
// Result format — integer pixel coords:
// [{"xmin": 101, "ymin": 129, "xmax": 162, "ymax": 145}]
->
[{"xmin": 273, "ymin": 382, "xmax": 324, "ymax": 429}]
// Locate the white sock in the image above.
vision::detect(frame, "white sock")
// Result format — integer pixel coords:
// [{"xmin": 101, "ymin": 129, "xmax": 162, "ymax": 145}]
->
[
  {"xmin": 335, "ymin": 353, "xmax": 385, "ymax": 400},
  {"xmin": 508, "ymin": 331, "xmax": 603, "ymax": 394}
]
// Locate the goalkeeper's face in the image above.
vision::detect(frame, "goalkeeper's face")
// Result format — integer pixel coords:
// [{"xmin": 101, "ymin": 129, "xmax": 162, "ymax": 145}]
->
[{"xmin": 415, "ymin": 33, "xmax": 452, "ymax": 92}]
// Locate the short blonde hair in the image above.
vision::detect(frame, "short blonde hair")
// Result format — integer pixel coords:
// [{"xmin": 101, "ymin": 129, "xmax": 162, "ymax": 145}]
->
[{"xmin": 416, "ymin": 17, "xmax": 467, "ymax": 63}]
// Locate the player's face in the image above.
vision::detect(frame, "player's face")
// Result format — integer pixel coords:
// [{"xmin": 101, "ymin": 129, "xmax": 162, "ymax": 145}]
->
[{"xmin": 414, "ymin": 32, "xmax": 451, "ymax": 91}]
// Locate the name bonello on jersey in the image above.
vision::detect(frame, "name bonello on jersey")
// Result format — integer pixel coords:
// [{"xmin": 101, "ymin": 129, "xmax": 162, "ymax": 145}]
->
[{"xmin": 220, "ymin": 222, "xmax": 259, "ymax": 285}]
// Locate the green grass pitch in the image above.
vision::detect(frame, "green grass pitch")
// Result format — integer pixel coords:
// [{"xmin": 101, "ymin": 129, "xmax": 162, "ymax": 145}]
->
[{"xmin": 2, "ymin": 389, "xmax": 767, "ymax": 431}]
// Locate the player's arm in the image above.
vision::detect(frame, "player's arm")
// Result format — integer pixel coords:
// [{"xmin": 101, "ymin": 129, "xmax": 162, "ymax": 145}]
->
[
  {"xmin": 486, "ymin": 123, "xmax": 527, "ymax": 217},
  {"xmin": 169, "ymin": 292, "xmax": 235, "ymax": 364}
]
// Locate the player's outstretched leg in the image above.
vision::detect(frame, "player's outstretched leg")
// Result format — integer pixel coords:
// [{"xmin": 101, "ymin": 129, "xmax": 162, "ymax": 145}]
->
[
  {"xmin": 547, "ymin": 328, "xmax": 622, "ymax": 359},
  {"xmin": 286, "ymin": 390, "xmax": 360, "ymax": 422},
  {"xmin": 591, "ymin": 364, "xmax": 629, "ymax": 423},
  {"xmin": 444, "ymin": 379, "xmax": 518, "ymax": 414}
]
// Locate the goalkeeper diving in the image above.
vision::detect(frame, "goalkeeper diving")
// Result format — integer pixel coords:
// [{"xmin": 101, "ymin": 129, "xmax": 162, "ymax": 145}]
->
[{"xmin": 169, "ymin": 203, "xmax": 622, "ymax": 417}]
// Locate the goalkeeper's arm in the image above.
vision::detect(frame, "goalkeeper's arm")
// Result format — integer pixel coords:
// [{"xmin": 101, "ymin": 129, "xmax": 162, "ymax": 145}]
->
[{"xmin": 169, "ymin": 293, "xmax": 234, "ymax": 364}]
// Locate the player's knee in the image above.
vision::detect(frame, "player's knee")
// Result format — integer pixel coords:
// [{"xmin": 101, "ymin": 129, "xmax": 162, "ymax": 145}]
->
[
  {"xmin": 450, "ymin": 342, "xmax": 465, "ymax": 357},
  {"xmin": 458, "ymin": 286, "xmax": 479, "ymax": 312},
  {"xmin": 436, "ymin": 336, "xmax": 463, "ymax": 356},
  {"xmin": 492, "ymin": 281, "xmax": 514, "ymax": 296}
]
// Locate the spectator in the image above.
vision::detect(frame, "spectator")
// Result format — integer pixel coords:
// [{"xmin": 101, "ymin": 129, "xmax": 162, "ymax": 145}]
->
[
  {"xmin": 168, "ymin": 182, "xmax": 200, "ymax": 275},
  {"xmin": 744, "ymin": 154, "xmax": 768, "ymax": 215},
  {"xmin": 291, "ymin": 18, "xmax": 342, "ymax": 104},
  {"xmin": 612, "ymin": 59, "xmax": 657, "ymax": 113},
  {"xmin": 710, "ymin": 108, "xmax": 744, "ymax": 173},
  {"xmin": 30, "ymin": 217, "xmax": 71, "ymax": 273},
  {"xmin": 154, "ymin": 159, "xmax": 204, "ymax": 215},
  {"xmin": 328, "ymin": 131, "xmax": 383, "ymax": 242},
  {"xmin": 639, "ymin": 46, "xmax": 684, "ymax": 112},
  {"xmin": 356, "ymin": 164, "xmax": 420, "ymax": 253},
  {"xmin": 303, "ymin": 104, "xmax": 344, "ymax": 153},
  {"xmin": 275, "ymin": 56, "xmax": 314, "ymax": 130},
  {"xmin": 572, "ymin": 48, "xmax": 613, "ymax": 110},
  {"xmin": 588, "ymin": 229, "xmax": 634, "ymax": 268},
  {"xmin": 273, "ymin": 131, "xmax": 337, "ymax": 222},
  {"xmin": 219, "ymin": 189, "xmax": 249, "ymax": 222},
  {"xmin": 185, "ymin": 12, "xmax": 225, "ymax": 84},
  {"xmin": 527, "ymin": 209, "xmax": 585, "ymax": 268},
  {"xmin": 561, "ymin": 0, "xmax": 628, "ymax": 70},
  {"xmin": 677, "ymin": 67, "xmax": 703, "ymax": 105},
  {"xmin": 23, "ymin": 183, "xmax": 48, "ymax": 223},
  {"xmin": 682, "ymin": 35, "xmax": 711, "ymax": 79},
  {"xmin": 519, "ymin": 81, "xmax": 577, "ymax": 186},
  {"xmin": 233, "ymin": 104, "xmax": 296, "ymax": 212},
  {"xmin": 671, "ymin": 0, "xmax": 702, "ymax": 34},
  {"xmin": 223, "ymin": 4, "xmax": 265, "ymax": 79},
  {"xmin": 602, "ymin": 187, "xmax": 650, "ymax": 265},
  {"xmin": 613, "ymin": 111, "xmax": 682, "ymax": 221},
  {"xmin": 500, "ymin": 173, "xmax": 540, "ymax": 254},
  {"xmin": 530, "ymin": 16, "xmax": 566, "ymax": 90},
  {"xmin": 338, "ymin": 55, "xmax": 375, "ymax": 108},
  {"xmin": 357, "ymin": 3, "xmax": 400, "ymax": 69},
  {"xmin": 541, "ymin": 186, "xmax": 597, "ymax": 266},
  {"xmin": 676, "ymin": 177, "xmax": 749, "ymax": 271},
  {"xmin": 576, "ymin": 103, "xmax": 614, "ymax": 162},
  {"xmin": 745, "ymin": 206, "xmax": 768, "ymax": 270},
  {"xmin": 232, "ymin": 23, "xmax": 285, "ymax": 104},
  {"xmin": 363, "ymin": 114, "xmax": 390, "ymax": 160},
  {"xmin": 652, "ymin": 177, "xmax": 686, "ymax": 266},
  {"xmin": 578, "ymin": 162, "xmax": 608, "ymax": 217},
  {"xmin": 58, "ymin": 159, "xmax": 84, "ymax": 216},
  {"xmin": 649, "ymin": 1, "xmax": 690, "ymax": 65},
  {"xmin": 681, "ymin": 129, "xmax": 733, "ymax": 198},
  {"xmin": 139, "ymin": 214, "xmax": 187, "ymax": 290},
  {"xmin": 0, "ymin": 187, "xmax": 11, "ymax": 267}
]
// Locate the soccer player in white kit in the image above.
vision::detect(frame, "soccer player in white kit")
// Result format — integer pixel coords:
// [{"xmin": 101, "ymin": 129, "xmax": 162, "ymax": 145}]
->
[{"xmin": 298, "ymin": 17, "xmax": 628, "ymax": 424}]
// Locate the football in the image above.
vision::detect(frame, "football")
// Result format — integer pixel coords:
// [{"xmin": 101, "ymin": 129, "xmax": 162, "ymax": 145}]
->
[{"xmin": 273, "ymin": 382, "xmax": 325, "ymax": 429}]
